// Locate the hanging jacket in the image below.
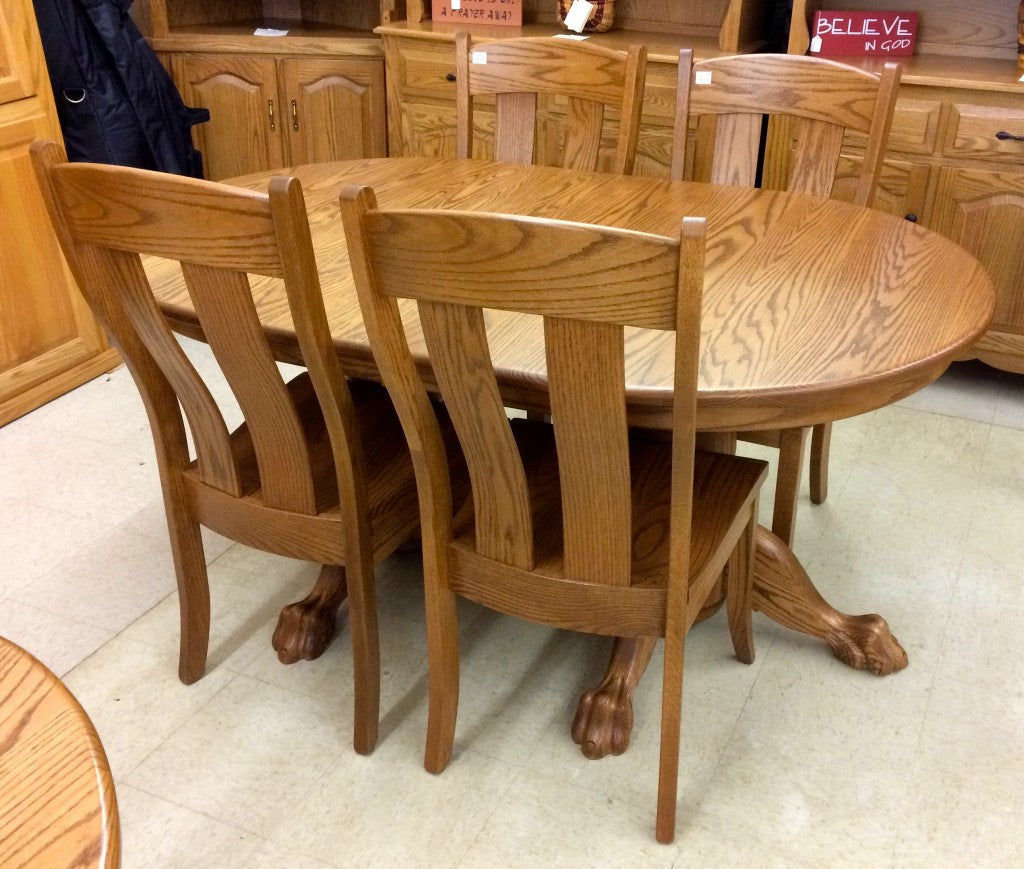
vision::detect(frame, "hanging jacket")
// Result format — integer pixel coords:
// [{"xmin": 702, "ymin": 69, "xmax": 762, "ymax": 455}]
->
[{"xmin": 32, "ymin": 0, "xmax": 210, "ymax": 177}]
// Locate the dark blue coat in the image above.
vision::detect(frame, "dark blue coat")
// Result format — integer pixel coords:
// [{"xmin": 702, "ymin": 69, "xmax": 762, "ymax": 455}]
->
[{"xmin": 33, "ymin": 0, "xmax": 209, "ymax": 177}]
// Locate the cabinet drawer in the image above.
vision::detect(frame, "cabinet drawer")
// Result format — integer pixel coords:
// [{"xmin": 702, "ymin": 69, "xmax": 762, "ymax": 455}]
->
[
  {"xmin": 845, "ymin": 97, "xmax": 942, "ymax": 156},
  {"xmin": 945, "ymin": 103, "xmax": 1024, "ymax": 161},
  {"xmin": 393, "ymin": 39, "xmax": 458, "ymax": 100}
]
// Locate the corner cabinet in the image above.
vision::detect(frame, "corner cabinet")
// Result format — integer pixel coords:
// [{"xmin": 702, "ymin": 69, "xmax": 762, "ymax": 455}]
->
[
  {"xmin": 0, "ymin": 0, "xmax": 119, "ymax": 426},
  {"xmin": 133, "ymin": 0, "xmax": 394, "ymax": 181},
  {"xmin": 375, "ymin": 0, "xmax": 775, "ymax": 176},
  {"xmin": 779, "ymin": 0, "xmax": 1024, "ymax": 373}
]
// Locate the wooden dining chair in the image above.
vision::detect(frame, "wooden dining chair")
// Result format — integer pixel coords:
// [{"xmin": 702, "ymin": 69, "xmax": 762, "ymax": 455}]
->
[
  {"xmin": 454, "ymin": 32, "xmax": 647, "ymax": 173},
  {"xmin": 30, "ymin": 139, "xmax": 436, "ymax": 755},
  {"xmin": 671, "ymin": 51, "xmax": 900, "ymax": 546},
  {"xmin": 339, "ymin": 185, "xmax": 769, "ymax": 843}
]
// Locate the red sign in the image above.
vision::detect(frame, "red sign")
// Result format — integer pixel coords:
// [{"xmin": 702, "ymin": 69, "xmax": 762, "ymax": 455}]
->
[
  {"xmin": 432, "ymin": 0, "xmax": 522, "ymax": 26},
  {"xmin": 810, "ymin": 10, "xmax": 918, "ymax": 56}
]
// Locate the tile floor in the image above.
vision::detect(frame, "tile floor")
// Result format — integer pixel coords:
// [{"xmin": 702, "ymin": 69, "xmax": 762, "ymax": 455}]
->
[{"xmin": 2, "ymin": 340, "xmax": 1024, "ymax": 867}]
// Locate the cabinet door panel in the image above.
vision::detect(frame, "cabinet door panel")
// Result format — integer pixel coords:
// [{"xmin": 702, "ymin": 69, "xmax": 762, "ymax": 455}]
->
[
  {"xmin": 0, "ymin": 0, "xmax": 37, "ymax": 103},
  {"xmin": 281, "ymin": 57, "xmax": 386, "ymax": 164},
  {"xmin": 172, "ymin": 54, "xmax": 284, "ymax": 180},
  {"xmin": 0, "ymin": 99, "xmax": 112, "ymax": 415},
  {"xmin": 930, "ymin": 166, "xmax": 1024, "ymax": 334}
]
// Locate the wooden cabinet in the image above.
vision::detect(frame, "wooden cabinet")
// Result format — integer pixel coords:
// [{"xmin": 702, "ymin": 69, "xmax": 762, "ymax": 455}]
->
[
  {"xmin": 0, "ymin": 0, "xmax": 118, "ymax": 426},
  {"xmin": 173, "ymin": 54, "xmax": 283, "ymax": 179},
  {"xmin": 377, "ymin": 0, "xmax": 775, "ymax": 175},
  {"xmin": 781, "ymin": 0, "xmax": 1024, "ymax": 372},
  {"xmin": 134, "ymin": 0, "xmax": 393, "ymax": 180},
  {"xmin": 172, "ymin": 53, "xmax": 385, "ymax": 180}
]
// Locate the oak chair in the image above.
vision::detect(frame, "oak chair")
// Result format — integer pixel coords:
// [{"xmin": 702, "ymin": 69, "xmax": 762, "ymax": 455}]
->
[
  {"xmin": 31, "ymin": 139, "xmax": 431, "ymax": 755},
  {"xmin": 339, "ymin": 185, "xmax": 769, "ymax": 843},
  {"xmin": 671, "ymin": 51, "xmax": 900, "ymax": 545},
  {"xmin": 454, "ymin": 32, "xmax": 647, "ymax": 173}
]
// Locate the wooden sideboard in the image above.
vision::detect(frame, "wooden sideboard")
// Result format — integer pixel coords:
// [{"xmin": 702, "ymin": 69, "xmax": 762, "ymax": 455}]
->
[
  {"xmin": 0, "ymin": 0, "xmax": 118, "ymax": 426},
  {"xmin": 133, "ymin": 0, "xmax": 397, "ymax": 180},
  {"xmin": 375, "ymin": 0, "xmax": 775, "ymax": 176},
  {"xmin": 776, "ymin": 0, "xmax": 1024, "ymax": 373}
]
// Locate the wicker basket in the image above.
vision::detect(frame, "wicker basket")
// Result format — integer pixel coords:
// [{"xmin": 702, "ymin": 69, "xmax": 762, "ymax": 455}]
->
[{"xmin": 556, "ymin": 0, "xmax": 614, "ymax": 33}]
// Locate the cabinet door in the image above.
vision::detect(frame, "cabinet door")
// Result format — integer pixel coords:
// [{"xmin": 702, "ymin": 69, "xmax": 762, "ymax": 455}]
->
[
  {"xmin": 0, "ymin": 0, "xmax": 38, "ymax": 103},
  {"xmin": 0, "ymin": 98, "xmax": 115, "ymax": 424},
  {"xmin": 930, "ymin": 166, "xmax": 1024, "ymax": 338},
  {"xmin": 281, "ymin": 57, "xmax": 386, "ymax": 164},
  {"xmin": 172, "ymin": 54, "xmax": 285, "ymax": 180}
]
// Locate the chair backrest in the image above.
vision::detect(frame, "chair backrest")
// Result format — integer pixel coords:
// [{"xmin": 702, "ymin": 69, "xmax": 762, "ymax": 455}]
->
[
  {"xmin": 671, "ymin": 52, "xmax": 900, "ymax": 206},
  {"xmin": 455, "ymin": 33, "xmax": 648, "ymax": 175},
  {"xmin": 340, "ymin": 184, "xmax": 705, "ymax": 588},
  {"xmin": 30, "ymin": 140, "xmax": 363, "ymax": 518}
]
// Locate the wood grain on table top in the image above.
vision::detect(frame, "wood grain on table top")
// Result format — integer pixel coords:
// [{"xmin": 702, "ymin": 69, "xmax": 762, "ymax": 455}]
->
[
  {"xmin": 147, "ymin": 157, "xmax": 995, "ymax": 431},
  {"xmin": 0, "ymin": 637, "xmax": 119, "ymax": 868}
]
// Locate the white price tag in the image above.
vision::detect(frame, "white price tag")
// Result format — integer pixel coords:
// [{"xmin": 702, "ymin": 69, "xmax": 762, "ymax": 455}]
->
[
  {"xmin": 694, "ymin": 70, "xmax": 712, "ymax": 85},
  {"xmin": 809, "ymin": 35, "xmax": 823, "ymax": 53},
  {"xmin": 254, "ymin": 27, "xmax": 288, "ymax": 36},
  {"xmin": 451, "ymin": 0, "xmax": 461, "ymax": 9},
  {"xmin": 562, "ymin": 0, "xmax": 594, "ymax": 33},
  {"xmin": 471, "ymin": 51, "xmax": 487, "ymax": 65}
]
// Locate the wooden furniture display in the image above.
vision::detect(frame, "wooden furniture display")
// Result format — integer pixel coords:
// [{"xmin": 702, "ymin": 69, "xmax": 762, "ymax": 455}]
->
[
  {"xmin": 340, "ymin": 189, "xmax": 768, "ymax": 843},
  {"xmin": 376, "ymin": 0, "xmax": 775, "ymax": 174},
  {"xmin": 0, "ymin": 636, "xmax": 120, "ymax": 868},
  {"xmin": 454, "ymin": 34, "xmax": 647, "ymax": 172},
  {"xmin": 0, "ymin": 0, "xmax": 118, "ymax": 426},
  {"xmin": 132, "ymin": 0, "xmax": 392, "ymax": 180},
  {"xmin": 673, "ymin": 51, "xmax": 900, "ymax": 546},
  {"xmin": 783, "ymin": 0, "xmax": 1024, "ymax": 373},
  {"xmin": 30, "ymin": 141, "xmax": 451, "ymax": 756},
  {"xmin": 140, "ymin": 155, "xmax": 995, "ymax": 759}
]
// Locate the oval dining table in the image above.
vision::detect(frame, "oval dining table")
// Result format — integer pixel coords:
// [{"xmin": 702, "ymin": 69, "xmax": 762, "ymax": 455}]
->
[{"xmin": 149, "ymin": 156, "xmax": 995, "ymax": 759}]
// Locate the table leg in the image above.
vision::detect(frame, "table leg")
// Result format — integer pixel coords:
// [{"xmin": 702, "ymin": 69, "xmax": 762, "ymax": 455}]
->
[
  {"xmin": 570, "ymin": 526, "xmax": 908, "ymax": 759},
  {"xmin": 272, "ymin": 564, "xmax": 348, "ymax": 664},
  {"xmin": 753, "ymin": 527, "xmax": 907, "ymax": 676}
]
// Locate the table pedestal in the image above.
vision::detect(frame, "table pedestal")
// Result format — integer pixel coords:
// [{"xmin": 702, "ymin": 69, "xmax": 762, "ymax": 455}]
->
[{"xmin": 569, "ymin": 525, "xmax": 908, "ymax": 759}]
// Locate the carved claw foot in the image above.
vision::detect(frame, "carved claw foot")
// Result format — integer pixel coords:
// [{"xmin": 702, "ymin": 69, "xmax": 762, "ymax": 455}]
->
[
  {"xmin": 753, "ymin": 526, "xmax": 908, "ymax": 676},
  {"xmin": 572, "ymin": 683, "xmax": 634, "ymax": 759},
  {"xmin": 571, "ymin": 637, "xmax": 656, "ymax": 759},
  {"xmin": 272, "ymin": 565, "xmax": 347, "ymax": 664},
  {"xmin": 825, "ymin": 613, "xmax": 908, "ymax": 676}
]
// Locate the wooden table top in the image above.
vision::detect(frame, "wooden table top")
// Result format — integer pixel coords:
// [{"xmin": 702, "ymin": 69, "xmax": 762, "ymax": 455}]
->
[
  {"xmin": 150, "ymin": 157, "xmax": 995, "ymax": 432},
  {"xmin": 0, "ymin": 637, "xmax": 120, "ymax": 868}
]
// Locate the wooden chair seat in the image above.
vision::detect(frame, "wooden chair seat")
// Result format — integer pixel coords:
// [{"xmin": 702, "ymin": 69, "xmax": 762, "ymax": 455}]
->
[
  {"xmin": 182, "ymin": 374, "xmax": 421, "ymax": 564},
  {"xmin": 449, "ymin": 419, "xmax": 768, "ymax": 638}
]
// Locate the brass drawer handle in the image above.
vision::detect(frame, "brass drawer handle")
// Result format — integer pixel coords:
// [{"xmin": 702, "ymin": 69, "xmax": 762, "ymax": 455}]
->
[
  {"xmin": 268, "ymin": 99, "xmax": 276, "ymax": 132},
  {"xmin": 291, "ymin": 99, "xmax": 299, "ymax": 131},
  {"xmin": 995, "ymin": 131, "xmax": 1024, "ymax": 142}
]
